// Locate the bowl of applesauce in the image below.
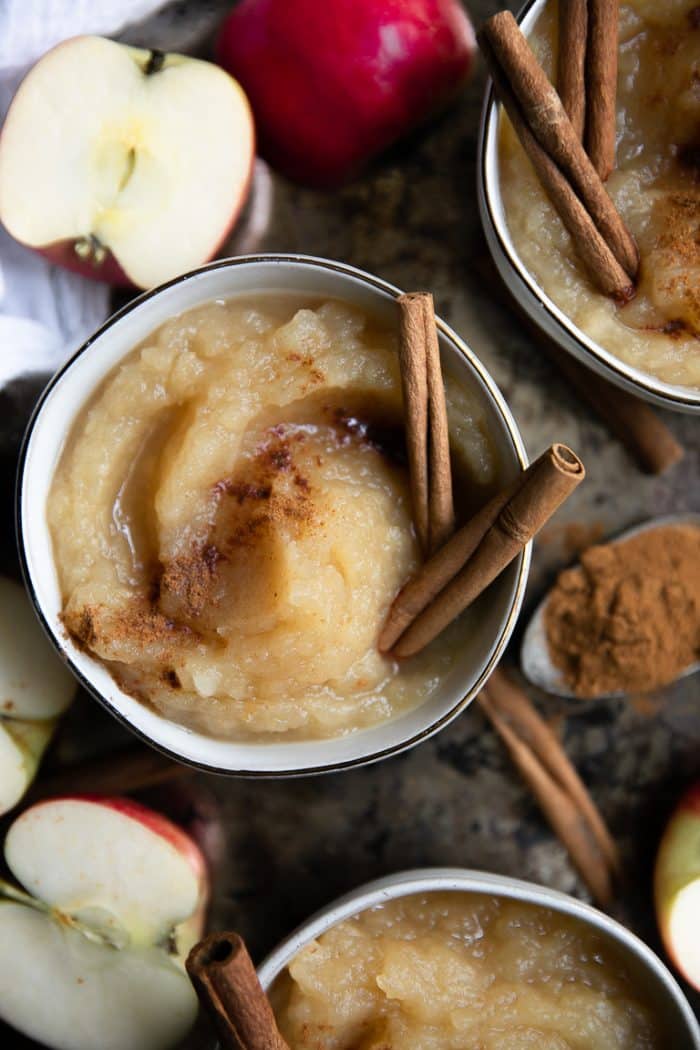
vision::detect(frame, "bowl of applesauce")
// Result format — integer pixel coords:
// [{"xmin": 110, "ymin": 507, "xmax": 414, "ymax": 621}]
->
[
  {"xmin": 478, "ymin": 0, "xmax": 700, "ymax": 413},
  {"xmin": 260, "ymin": 868, "xmax": 700, "ymax": 1048},
  {"xmin": 18, "ymin": 255, "xmax": 529, "ymax": 776}
]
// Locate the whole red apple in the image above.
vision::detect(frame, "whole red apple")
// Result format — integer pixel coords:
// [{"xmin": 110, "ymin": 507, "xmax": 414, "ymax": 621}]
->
[{"xmin": 216, "ymin": 0, "xmax": 475, "ymax": 187}]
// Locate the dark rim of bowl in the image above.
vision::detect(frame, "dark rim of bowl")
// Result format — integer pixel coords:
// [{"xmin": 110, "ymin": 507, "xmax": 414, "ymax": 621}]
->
[
  {"xmin": 16, "ymin": 253, "xmax": 529, "ymax": 778},
  {"xmin": 477, "ymin": 0, "xmax": 700, "ymax": 412}
]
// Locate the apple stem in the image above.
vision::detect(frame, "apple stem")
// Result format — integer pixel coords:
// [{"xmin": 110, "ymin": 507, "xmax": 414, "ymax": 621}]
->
[{"xmin": 145, "ymin": 49, "xmax": 165, "ymax": 76}]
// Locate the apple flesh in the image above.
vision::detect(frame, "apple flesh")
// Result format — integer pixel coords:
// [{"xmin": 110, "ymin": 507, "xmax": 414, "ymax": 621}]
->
[
  {"xmin": 0, "ymin": 576, "xmax": 76, "ymax": 815},
  {"xmin": 654, "ymin": 781, "xmax": 700, "ymax": 991},
  {"xmin": 0, "ymin": 796, "xmax": 207, "ymax": 1050},
  {"xmin": 0, "ymin": 36, "xmax": 254, "ymax": 289},
  {"xmin": 216, "ymin": 0, "xmax": 475, "ymax": 187}
]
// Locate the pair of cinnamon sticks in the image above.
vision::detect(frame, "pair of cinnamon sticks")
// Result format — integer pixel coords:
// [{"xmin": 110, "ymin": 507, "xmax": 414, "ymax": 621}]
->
[
  {"xmin": 480, "ymin": 668, "xmax": 620, "ymax": 906},
  {"xmin": 479, "ymin": 8, "xmax": 637, "ymax": 301},
  {"xmin": 380, "ymin": 440, "xmax": 585, "ymax": 658},
  {"xmin": 558, "ymin": 0, "xmax": 618, "ymax": 177},
  {"xmin": 398, "ymin": 292, "xmax": 455, "ymax": 555}
]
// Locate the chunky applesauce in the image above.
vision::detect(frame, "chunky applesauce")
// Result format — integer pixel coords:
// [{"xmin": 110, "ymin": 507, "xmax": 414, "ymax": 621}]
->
[
  {"xmin": 48, "ymin": 298, "xmax": 496, "ymax": 740},
  {"xmin": 499, "ymin": 0, "xmax": 700, "ymax": 388},
  {"xmin": 272, "ymin": 891, "xmax": 661, "ymax": 1049}
]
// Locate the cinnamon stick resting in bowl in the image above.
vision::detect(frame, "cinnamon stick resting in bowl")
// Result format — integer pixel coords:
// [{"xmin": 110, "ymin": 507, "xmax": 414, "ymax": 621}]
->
[
  {"xmin": 478, "ymin": 10, "xmax": 636, "ymax": 300},
  {"xmin": 381, "ymin": 444, "xmax": 585, "ymax": 658},
  {"xmin": 187, "ymin": 932, "xmax": 289, "ymax": 1050}
]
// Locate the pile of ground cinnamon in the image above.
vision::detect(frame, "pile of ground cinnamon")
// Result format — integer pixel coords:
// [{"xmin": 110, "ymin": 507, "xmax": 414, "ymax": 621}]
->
[{"xmin": 546, "ymin": 523, "xmax": 700, "ymax": 696}]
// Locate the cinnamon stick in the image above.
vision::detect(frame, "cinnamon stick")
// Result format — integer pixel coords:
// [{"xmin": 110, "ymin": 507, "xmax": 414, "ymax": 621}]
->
[
  {"xmin": 393, "ymin": 444, "xmax": 585, "ymax": 658},
  {"xmin": 484, "ymin": 669, "xmax": 620, "ymax": 876},
  {"xmin": 480, "ymin": 687, "xmax": 614, "ymax": 906},
  {"xmin": 424, "ymin": 295, "xmax": 455, "ymax": 552},
  {"xmin": 397, "ymin": 293, "xmax": 429, "ymax": 552},
  {"xmin": 28, "ymin": 743, "xmax": 186, "ymax": 803},
  {"xmin": 481, "ymin": 36, "xmax": 633, "ymax": 301},
  {"xmin": 586, "ymin": 0, "xmax": 619, "ymax": 180},
  {"xmin": 558, "ymin": 0, "xmax": 588, "ymax": 139},
  {"xmin": 379, "ymin": 452, "xmax": 548, "ymax": 653},
  {"xmin": 479, "ymin": 11, "xmax": 638, "ymax": 279},
  {"xmin": 548, "ymin": 344, "xmax": 684, "ymax": 474},
  {"xmin": 187, "ymin": 932, "xmax": 289, "ymax": 1050}
]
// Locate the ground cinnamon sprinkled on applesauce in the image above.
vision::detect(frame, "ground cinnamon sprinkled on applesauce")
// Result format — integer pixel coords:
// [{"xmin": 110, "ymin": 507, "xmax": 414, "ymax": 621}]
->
[{"xmin": 545, "ymin": 523, "xmax": 700, "ymax": 697}]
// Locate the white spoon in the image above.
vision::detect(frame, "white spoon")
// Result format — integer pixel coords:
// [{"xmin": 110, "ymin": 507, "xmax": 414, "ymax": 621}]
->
[{"xmin": 521, "ymin": 513, "xmax": 700, "ymax": 700}]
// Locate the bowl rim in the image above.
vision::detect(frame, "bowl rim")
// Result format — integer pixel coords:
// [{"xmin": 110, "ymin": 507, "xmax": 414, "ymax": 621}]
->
[
  {"xmin": 257, "ymin": 866, "xmax": 700, "ymax": 1046},
  {"xmin": 16, "ymin": 252, "xmax": 530, "ymax": 778},
  {"xmin": 477, "ymin": 0, "xmax": 700, "ymax": 413}
]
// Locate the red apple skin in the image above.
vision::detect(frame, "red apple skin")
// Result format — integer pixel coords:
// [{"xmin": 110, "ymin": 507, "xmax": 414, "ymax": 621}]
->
[
  {"xmin": 37, "ymin": 242, "xmax": 133, "ymax": 286},
  {"xmin": 216, "ymin": 0, "xmax": 475, "ymax": 187}
]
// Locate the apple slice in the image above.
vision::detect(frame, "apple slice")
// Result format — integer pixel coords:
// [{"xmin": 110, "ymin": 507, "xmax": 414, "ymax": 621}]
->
[
  {"xmin": 0, "ymin": 902, "xmax": 198, "ymax": 1050},
  {"xmin": 0, "ymin": 719, "xmax": 55, "ymax": 815},
  {"xmin": 0, "ymin": 576, "xmax": 75, "ymax": 721},
  {"xmin": 654, "ymin": 782, "xmax": 700, "ymax": 990},
  {"xmin": 0, "ymin": 35, "xmax": 254, "ymax": 289},
  {"xmin": 0, "ymin": 576, "xmax": 76, "ymax": 815},
  {"xmin": 5, "ymin": 797, "xmax": 203, "ymax": 946}
]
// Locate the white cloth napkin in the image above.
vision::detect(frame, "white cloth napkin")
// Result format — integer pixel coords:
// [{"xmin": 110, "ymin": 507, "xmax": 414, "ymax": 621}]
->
[{"xmin": 0, "ymin": 0, "xmax": 168, "ymax": 385}]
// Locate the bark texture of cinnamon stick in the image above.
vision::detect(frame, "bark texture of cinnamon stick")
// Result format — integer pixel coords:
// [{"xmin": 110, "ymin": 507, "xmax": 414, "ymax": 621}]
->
[
  {"xmin": 397, "ymin": 293, "xmax": 454, "ymax": 555},
  {"xmin": 479, "ymin": 11, "xmax": 637, "ymax": 281},
  {"xmin": 481, "ymin": 38, "xmax": 633, "ymax": 301},
  {"xmin": 393, "ymin": 444, "xmax": 585, "ymax": 658},
  {"xmin": 480, "ymin": 684, "xmax": 614, "ymax": 906},
  {"xmin": 379, "ymin": 452, "xmax": 549, "ymax": 653},
  {"xmin": 397, "ymin": 293, "xmax": 429, "ymax": 551},
  {"xmin": 424, "ymin": 297, "xmax": 455, "ymax": 553},
  {"xmin": 586, "ymin": 0, "xmax": 619, "ymax": 180},
  {"xmin": 483, "ymin": 669, "xmax": 620, "ymax": 877},
  {"xmin": 558, "ymin": 0, "xmax": 588, "ymax": 138},
  {"xmin": 187, "ymin": 932, "xmax": 289, "ymax": 1050}
]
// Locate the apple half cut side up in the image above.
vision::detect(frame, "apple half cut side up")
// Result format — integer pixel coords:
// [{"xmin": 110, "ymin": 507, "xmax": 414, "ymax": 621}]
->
[
  {"xmin": 0, "ymin": 36, "xmax": 255, "ymax": 289},
  {"xmin": 4, "ymin": 797, "xmax": 204, "ymax": 946},
  {"xmin": 655, "ymin": 786, "xmax": 700, "ymax": 991},
  {"xmin": 0, "ymin": 576, "xmax": 76, "ymax": 815},
  {"xmin": 0, "ymin": 797, "xmax": 206, "ymax": 1050},
  {"xmin": 0, "ymin": 903, "xmax": 198, "ymax": 1050}
]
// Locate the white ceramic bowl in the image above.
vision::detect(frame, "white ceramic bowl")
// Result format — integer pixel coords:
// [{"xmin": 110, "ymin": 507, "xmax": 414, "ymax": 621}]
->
[
  {"xmin": 17, "ymin": 253, "xmax": 528, "ymax": 777},
  {"xmin": 477, "ymin": 0, "xmax": 700, "ymax": 414},
  {"xmin": 258, "ymin": 867, "xmax": 700, "ymax": 1046}
]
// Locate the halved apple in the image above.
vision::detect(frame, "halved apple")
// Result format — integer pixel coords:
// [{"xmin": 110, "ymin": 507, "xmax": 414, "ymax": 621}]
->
[
  {"xmin": 0, "ymin": 576, "xmax": 76, "ymax": 815},
  {"xmin": 0, "ymin": 35, "xmax": 254, "ymax": 289},
  {"xmin": 0, "ymin": 796, "xmax": 207, "ymax": 1050},
  {"xmin": 654, "ymin": 781, "xmax": 700, "ymax": 991}
]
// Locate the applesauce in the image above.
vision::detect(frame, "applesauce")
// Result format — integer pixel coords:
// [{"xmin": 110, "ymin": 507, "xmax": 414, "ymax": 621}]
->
[
  {"xmin": 499, "ymin": 0, "xmax": 700, "ymax": 388},
  {"xmin": 48, "ymin": 298, "xmax": 496, "ymax": 740},
  {"xmin": 272, "ymin": 891, "xmax": 662, "ymax": 1049}
]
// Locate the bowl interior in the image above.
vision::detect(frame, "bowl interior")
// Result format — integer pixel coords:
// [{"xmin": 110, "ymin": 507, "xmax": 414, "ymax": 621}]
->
[
  {"xmin": 19, "ymin": 255, "xmax": 527, "ymax": 775},
  {"xmin": 479, "ymin": 0, "xmax": 700, "ymax": 413},
  {"xmin": 258, "ymin": 867, "xmax": 700, "ymax": 1047}
]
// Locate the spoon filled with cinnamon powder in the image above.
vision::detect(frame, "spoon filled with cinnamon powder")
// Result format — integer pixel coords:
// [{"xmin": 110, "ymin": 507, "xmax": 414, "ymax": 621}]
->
[{"xmin": 521, "ymin": 515, "xmax": 700, "ymax": 699}]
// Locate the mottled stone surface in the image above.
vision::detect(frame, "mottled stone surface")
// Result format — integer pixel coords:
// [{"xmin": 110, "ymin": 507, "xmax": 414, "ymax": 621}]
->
[{"xmin": 0, "ymin": 1, "xmax": 697, "ymax": 1045}]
